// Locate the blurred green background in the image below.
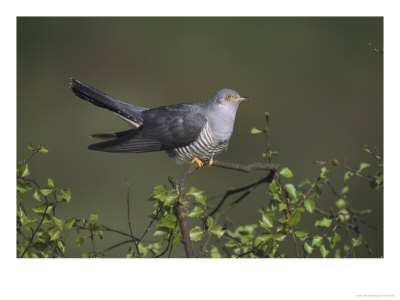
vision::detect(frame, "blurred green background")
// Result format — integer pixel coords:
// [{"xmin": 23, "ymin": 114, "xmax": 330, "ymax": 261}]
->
[{"xmin": 17, "ymin": 17, "xmax": 383, "ymax": 258}]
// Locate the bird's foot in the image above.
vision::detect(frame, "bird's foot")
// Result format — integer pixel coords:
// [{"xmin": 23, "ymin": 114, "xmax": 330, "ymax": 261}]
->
[
  {"xmin": 206, "ymin": 158, "xmax": 213, "ymax": 167},
  {"xmin": 190, "ymin": 157, "xmax": 203, "ymax": 168}
]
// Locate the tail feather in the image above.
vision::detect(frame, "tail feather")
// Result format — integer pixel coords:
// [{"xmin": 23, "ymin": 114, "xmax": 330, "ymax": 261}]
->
[
  {"xmin": 90, "ymin": 129, "xmax": 134, "ymax": 141},
  {"xmin": 88, "ymin": 128, "xmax": 162, "ymax": 153},
  {"xmin": 70, "ymin": 78, "xmax": 148, "ymax": 126}
]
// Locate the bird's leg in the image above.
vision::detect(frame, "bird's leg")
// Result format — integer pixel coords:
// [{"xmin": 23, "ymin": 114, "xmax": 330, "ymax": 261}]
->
[
  {"xmin": 206, "ymin": 157, "xmax": 214, "ymax": 167},
  {"xmin": 190, "ymin": 157, "xmax": 203, "ymax": 168}
]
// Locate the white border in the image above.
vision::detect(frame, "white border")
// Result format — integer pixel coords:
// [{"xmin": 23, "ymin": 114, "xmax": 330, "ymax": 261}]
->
[{"xmin": 2, "ymin": 0, "xmax": 398, "ymax": 299}]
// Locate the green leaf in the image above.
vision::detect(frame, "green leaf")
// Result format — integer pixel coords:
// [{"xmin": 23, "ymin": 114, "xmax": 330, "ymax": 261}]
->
[
  {"xmin": 33, "ymin": 190, "xmax": 41, "ymax": 201},
  {"xmin": 186, "ymin": 186, "xmax": 204, "ymax": 198},
  {"xmin": 335, "ymin": 198, "xmax": 346, "ymax": 209},
  {"xmin": 263, "ymin": 124, "xmax": 270, "ymax": 131},
  {"xmin": 17, "ymin": 181, "xmax": 32, "ymax": 193},
  {"xmin": 210, "ymin": 245, "xmax": 222, "ymax": 258},
  {"xmin": 153, "ymin": 230, "xmax": 167, "ymax": 237},
  {"xmin": 187, "ymin": 206, "xmax": 203, "ymax": 218},
  {"xmin": 186, "ymin": 187, "xmax": 206, "ymax": 205},
  {"xmin": 320, "ymin": 244, "xmax": 329, "ymax": 258},
  {"xmin": 207, "ymin": 216, "xmax": 214, "ymax": 229},
  {"xmin": 76, "ymin": 235, "xmax": 86, "ymax": 246},
  {"xmin": 344, "ymin": 171, "xmax": 354, "ymax": 183},
  {"xmin": 298, "ymin": 178, "xmax": 311, "ymax": 188},
  {"xmin": 304, "ymin": 242, "xmax": 313, "ymax": 254},
  {"xmin": 315, "ymin": 217, "xmax": 332, "ymax": 228},
  {"xmin": 27, "ymin": 143, "xmax": 34, "ymax": 151},
  {"xmin": 254, "ymin": 233, "xmax": 272, "ymax": 246},
  {"xmin": 279, "ymin": 167, "xmax": 293, "ymax": 178},
  {"xmin": 334, "ymin": 249, "xmax": 341, "ymax": 258},
  {"xmin": 150, "ymin": 185, "xmax": 167, "ymax": 200},
  {"xmin": 32, "ymin": 204, "xmax": 53, "ymax": 214},
  {"xmin": 172, "ymin": 233, "xmax": 182, "ymax": 248},
  {"xmin": 38, "ymin": 146, "xmax": 49, "ymax": 153},
  {"xmin": 210, "ymin": 225, "xmax": 225, "ymax": 238},
  {"xmin": 53, "ymin": 216, "xmax": 65, "ymax": 229},
  {"xmin": 251, "ymin": 127, "xmax": 263, "ymax": 134},
  {"xmin": 288, "ymin": 211, "xmax": 301, "ymax": 226},
  {"xmin": 48, "ymin": 228, "xmax": 61, "ymax": 241},
  {"xmin": 260, "ymin": 212, "xmax": 274, "ymax": 229},
  {"xmin": 57, "ymin": 240, "xmax": 66, "ymax": 253},
  {"xmin": 278, "ymin": 203, "xmax": 287, "ymax": 211},
  {"xmin": 328, "ymin": 233, "xmax": 341, "ymax": 248},
  {"xmin": 138, "ymin": 243, "xmax": 148, "ymax": 257},
  {"xmin": 164, "ymin": 191, "xmax": 179, "ymax": 206},
  {"xmin": 65, "ymin": 218, "xmax": 76, "ymax": 229},
  {"xmin": 341, "ymin": 186, "xmax": 349, "ymax": 195},
  {"xmin": 40, "ymin": 188, "xmax": 53, "ymax": 196},
  {"xmin": 359, "ymin": 162, "xmax": 370, "ymax": 171},
  {"xmin": 158, "ymin": 214, "xmax": 177, "ymax": 229},
  {"xmin": 273, "ymin": 233, "xmax": 286, "ymax": 241},
  {"xmin": 61, "ymin": 189, "xmax": 71, "ymax": 202},
  {"xmin": 320, "ymin": 167, "xmax": 329, "ymax": 179},
  {"xmin": 285, "ymin": 184, "xmax": 297, "ymax": 199},
  {"xmin": 312, "ymin": 235, "xmax": 323, "ymax": 247},
  {"xmin": 294, "ymin": 227, "xmax": 308, "ymax": 238},
  {"xmin": 190, "ymin": 226, "xmax": 203, "ymax": 241},
  {"xmin": 47, "ymin": 178, "xmax": 55, "ymax": 188},
  {"xmin": 269, "ymin": 179, "xmax": 280, "ymax": 193},
  {"xmin": 352, "ymin": 238, "xmax": 362, "ymax": 247},
  {"xmin": 21, "ymin": 164, "xmax": 30, "ymax": 177},
  {"xmin": 225, "ymin": 240, "xmax": 238, "ymax": 248},
  {"xmin": 195, "ymin": 194, "xmax": 207, "ymax": 205},
  {"xmin": 278, "ymin": 215, "xmax": 287, "ymax": 224},
  {"xmin": 304, "ymin": 199, "xmax": 315, "ymax": 214},
  {"xmin": 82, "ymin": 251, "xmax": 93, "ymax": 258},
  {"xmin": 338, "ymin": 209, "xmax": 350, "ymax": 222}
]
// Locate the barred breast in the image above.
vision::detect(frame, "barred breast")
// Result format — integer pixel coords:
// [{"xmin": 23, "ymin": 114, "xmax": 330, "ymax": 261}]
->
[{"xmin": 168, "ymin": 122, "xmax": 228, "ymax": 163}]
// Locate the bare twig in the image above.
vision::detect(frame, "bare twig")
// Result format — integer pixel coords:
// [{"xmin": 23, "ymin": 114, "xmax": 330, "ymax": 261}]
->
[
  {"xmin": 209, "ymin": 171, "xmax": 276, "ymax": 217},
  {"xmin": 263, "ymin": 112, "xmax": 272, "ymax": 163},
  {"xmin": 89, "ymin": 229, "xmax": 97, "ymax": 258},
  {"xmin": 125, "ymin": 180, "xmax": 140, "ymax": 255},
  {"xmin": 138, "ymin": 209, "xmax": 161, "ymax": 243},
  {"xmin": 212, "ymin": 160, "xmax": 281, "ymax": 173},
  {"xmin": 155, "ymin": 229, "xmax": 175, "ymax": 258}
]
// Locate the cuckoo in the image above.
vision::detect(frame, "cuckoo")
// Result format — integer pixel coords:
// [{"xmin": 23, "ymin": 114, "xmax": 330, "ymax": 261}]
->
[{"xmin": 70, "ymin": 78, "xmax": 250, "ymax": 168}]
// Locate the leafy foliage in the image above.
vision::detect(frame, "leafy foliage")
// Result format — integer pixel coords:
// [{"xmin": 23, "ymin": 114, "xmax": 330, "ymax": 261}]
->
[{"xmin": 17, "ymin": 120, "xmax": 382, "ymax": 258}]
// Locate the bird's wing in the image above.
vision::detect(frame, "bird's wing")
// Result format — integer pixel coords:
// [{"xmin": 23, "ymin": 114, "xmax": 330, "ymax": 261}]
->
[
  {"xmin": 87, "ymin": 104, "xmax": 207, "ymax": 153},
  {"xmin": 141, "ymin": 104, "xmax": 208, "ymax": 149},
  {"xmin": 70, "ymin": 78, "xmax": 147, "ymax": 127}
]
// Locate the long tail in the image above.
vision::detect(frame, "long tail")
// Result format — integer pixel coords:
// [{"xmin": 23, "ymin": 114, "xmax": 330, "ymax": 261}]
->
[
  {"xmin": 88, "ymin": 128, "xmax": 162, "ymax": 153},
  {"xmin": 70, "ymin": 78, "xmax": 148, "ymax": 127}
]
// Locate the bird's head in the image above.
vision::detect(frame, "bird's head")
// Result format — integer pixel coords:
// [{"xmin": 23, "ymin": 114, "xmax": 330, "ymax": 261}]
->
[{"xmin": 208, "ymin": 89, "xmax": 250, "ymax": 108}]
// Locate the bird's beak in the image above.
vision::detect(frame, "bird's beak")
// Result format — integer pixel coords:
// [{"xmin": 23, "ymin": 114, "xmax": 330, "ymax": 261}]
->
[{"xmin": 232, "ymin": 96, "xmax": 251, "ymax": 102}]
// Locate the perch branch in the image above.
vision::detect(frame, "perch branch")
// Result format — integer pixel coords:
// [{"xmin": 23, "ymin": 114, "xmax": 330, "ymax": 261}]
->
[{"xmin": 212, "ymin": 160, "xmax": 281, "ymax": 173}]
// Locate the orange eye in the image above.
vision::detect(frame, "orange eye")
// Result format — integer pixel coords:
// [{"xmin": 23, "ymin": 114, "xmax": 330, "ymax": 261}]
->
[{"xmin": 225, "ymin": 94, "xmax": 233, "ymax": 100}]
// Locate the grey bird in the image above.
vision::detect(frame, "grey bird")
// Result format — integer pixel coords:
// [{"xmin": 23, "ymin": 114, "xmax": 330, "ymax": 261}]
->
[{"xmin": 70, "ymin": 78, "xmax": 250, "ymax": 167}]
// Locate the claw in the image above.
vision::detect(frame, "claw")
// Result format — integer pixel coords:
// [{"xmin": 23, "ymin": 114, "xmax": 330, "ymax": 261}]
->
[
  {"xmin": 206, "ymin": 158, "xmax": 213, "ymax": 167},
  {"xmin": 190, "ymin": 157, "xmax": 203, "ymax": 168}
]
